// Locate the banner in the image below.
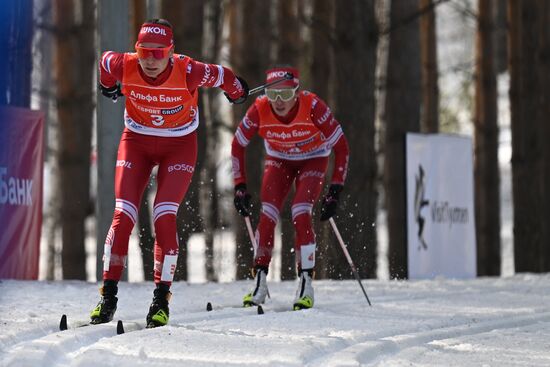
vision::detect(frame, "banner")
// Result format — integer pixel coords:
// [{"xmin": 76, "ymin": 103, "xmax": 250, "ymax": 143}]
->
[
  {"xmin": 0, "ymin": 0, "xmax": 33, "ymax": 107},
  {"xmin": 0, "ymin": 106, "xmax": 44, "ymax": 279},
  {"xmin": 406, "ymin": 133, "xmax": 476, "ymax": 279}
]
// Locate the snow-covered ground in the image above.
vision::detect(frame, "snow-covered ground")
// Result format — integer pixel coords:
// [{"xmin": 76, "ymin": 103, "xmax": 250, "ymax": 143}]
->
[
  {"xmin": 1, "ymin": 274, "xmax": 550, "ymax": 366},
  {"xmin": 15, "ymin": 2, "xmax": 544, "ymax": 366}
]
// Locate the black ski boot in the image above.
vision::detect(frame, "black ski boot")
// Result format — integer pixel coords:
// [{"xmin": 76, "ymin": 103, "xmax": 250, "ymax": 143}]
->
[
  {"xmin": 146, "ymin": 283, "xmax": 172, "ymax": 328},
  {"xmin": 90, "ymin": 280, "xmax": 118, "ymax": 324}
]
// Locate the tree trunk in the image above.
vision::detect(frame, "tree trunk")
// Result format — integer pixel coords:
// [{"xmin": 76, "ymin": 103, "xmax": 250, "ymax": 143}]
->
[
  {"xmin": 474, "ymin": 0, "xmax": 501, "ymax": 276},
  {"xmin": 34, "ymin": 1, "xmax": 59, "ymax": 280},
  {"xmin": 127, "ymin": 0, "xmax": 155, "ymax": 281},
  {"xmin": 537, "ymin": 0, "xmax": 550, "ymax": 272},
  {"xmin": 129, "ymin": 0, "xmax": 146, "ymax": 46},
  {"xmin": 311, "ymin": 0, "xmax": 333, "ymax": 103},
  {"xmin": 276, "ymin": 0, "xmax": 300, "ymax": 281},
  {"xmin": 161, "ymin": 0, "xmax": 205, "ymax": 281},
  {"xmin": 200, "ymin": 0, "xmax": 225, "ymax": 282},
  {"xmin": 384, "ymin": 0, "xmax": 421, "ymax": 279},
  {"xmin": 230, "ymin": 0, "xmax": 272, "ymax": 280},
  {"xmin": 509, "ymin": 0, "xmax": 543, "ymax": 273},
  {"xmin": 334, "ymin": 0, "xmax": 378, "ymax": 279},
  {"xmin": 54, "ymin": 0, "xmax": 95, "ymax": 280},
  {"xmin": 310, "ymin": 0, "xmax": 334, "ymax": 280},
  {"xmin": 419, "ymin": 0, "xmax": 439, "ymax": 133},
  {"xmin": 137, "ymin": 185, "xmax": 155, "ymax": 280},
  {"xmin": 96, "ymin": 0, "xmax": 129, "ymax": 281},
  {"xmin": 493, "ymin": 0, "xmax": 508, "ymax": 74}
]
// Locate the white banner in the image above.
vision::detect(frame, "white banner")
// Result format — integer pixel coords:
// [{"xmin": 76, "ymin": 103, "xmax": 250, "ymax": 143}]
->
[{"xmin": 406, "ymin": 133, "xmax": 476, "ymax": 279}]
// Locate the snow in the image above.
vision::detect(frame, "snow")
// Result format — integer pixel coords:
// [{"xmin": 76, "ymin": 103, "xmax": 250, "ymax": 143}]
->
[
  {"xmin": 2, "ymin": 274, "xmax": 550, "ymax": 366},
  {"xmin": 17, "ymin": 1, "xmax": 546, "ymax": 366}
]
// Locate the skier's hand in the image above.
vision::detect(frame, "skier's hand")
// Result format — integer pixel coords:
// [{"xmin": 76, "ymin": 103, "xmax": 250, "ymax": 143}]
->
[
  {"xmin": 320, "ymin": 184, "xmax": 343, "ymax": 221},
  {"xmin": 234, "ymin": 183, "xmax": 252, "ymax": 217},
  {"xmin": 225, "ymin": 76, "xmax": 249, "ymax": 104},
  {"xmin": 100, "ymin": 83, "xmax": 123, "ymax": 102}
]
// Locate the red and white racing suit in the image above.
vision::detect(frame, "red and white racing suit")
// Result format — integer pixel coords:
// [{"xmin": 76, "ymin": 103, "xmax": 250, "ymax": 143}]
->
[
  {"xmin": 231, "ymin": 91, "xmax": 349, "ymax": 271},
  {"xmin": 100, "ymin": 51, "xmax": 245, "ymax": 285}
]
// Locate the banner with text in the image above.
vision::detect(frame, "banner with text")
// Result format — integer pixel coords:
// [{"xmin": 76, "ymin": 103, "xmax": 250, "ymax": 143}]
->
[
  {"xmin": 0, "ymin": 106, "xmax": 44, "ymax": 279},
  {"xmin": 406, "ymin": 133, "xmax": 476, "ymax": 279}
]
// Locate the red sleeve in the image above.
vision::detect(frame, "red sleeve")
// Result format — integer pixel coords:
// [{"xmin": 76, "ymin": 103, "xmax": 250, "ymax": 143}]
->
[
  {"xmin": 186, "ymin": 59, "xmax": 245, "ymax": 100},
  {"xmin": 311, "ymin": 96, "xmax": 349, "ymax": 185},
  {"xmin": 330, "ymin": 134, "xmax": 349, "ymax": 185},
  {"xmin": 231, "ymin": 104, "xmax": 260, "ymax": 186},
  {"xmin": 99, "ymin": 51, "xmax": 124, "ymax": 87}
]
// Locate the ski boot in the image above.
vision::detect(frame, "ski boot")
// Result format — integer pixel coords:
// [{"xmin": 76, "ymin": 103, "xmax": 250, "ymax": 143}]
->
[
  {"xmin": 90, "ymin": 280, "xmax": 118, "ymax": 324},
  {"xmin": 146, "ymin": 283, "xmax": 172, "ymax": 328},
  {"xmin": 243, "ymin": 266, "xmax": 269, "ymax": 307},
  {"xmin": 293, "ymin": 269, "xmax": 314, "ymax": 310}
]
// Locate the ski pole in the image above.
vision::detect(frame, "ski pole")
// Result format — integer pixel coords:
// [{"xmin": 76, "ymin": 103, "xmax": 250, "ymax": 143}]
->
[
  {"xmin": 247, "ymin": 72, "xmax": 294, "ymax": 96},
  {"xmin": 244, "ymin": 216, "xmax": 258, "ymax": 256},
  {"xmin": 329, "ymin": 217, "xmax": 372, "ymax": 306}
]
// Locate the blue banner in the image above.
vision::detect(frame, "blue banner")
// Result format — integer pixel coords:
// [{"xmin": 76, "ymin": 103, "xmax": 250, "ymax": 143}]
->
[{"xmin": 0, "ymin": 0, "xmax": 33, "ymax": 107}]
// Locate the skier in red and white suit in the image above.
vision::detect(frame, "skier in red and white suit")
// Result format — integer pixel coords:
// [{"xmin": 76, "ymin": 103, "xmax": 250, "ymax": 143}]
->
[
  {"xmin": 91, "ymin": 19, "xmax": 248, "ymax": 327},
  {"xmin": 231, "ymin": 67, "xmax": 349, "ymax": 310}
]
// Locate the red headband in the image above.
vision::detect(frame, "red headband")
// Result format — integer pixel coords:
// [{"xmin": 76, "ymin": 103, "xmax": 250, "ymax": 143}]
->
[
  {"xmin": 265, "ymin": 67, "xmax": 299, "ymax": 88},
  {"xmin": 137, "ymin": 23, "xmax": 173, "ymax": 47}
]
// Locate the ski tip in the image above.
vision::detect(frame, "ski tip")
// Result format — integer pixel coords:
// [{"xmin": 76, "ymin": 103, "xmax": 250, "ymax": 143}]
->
[
  {"xmin": 59, "ymin": 314, "xmax": 68, "ymax": 331},
  {"xmin": 257, "ymin": 305, "xmax": 264, "ymax": 315},
  {"xmin": 117, "ymin": 320, "xmax": 124, "ymax": 334},
  {"xmin": 206, "ymin": 302, "xmax": 213, "ymax": 312}
]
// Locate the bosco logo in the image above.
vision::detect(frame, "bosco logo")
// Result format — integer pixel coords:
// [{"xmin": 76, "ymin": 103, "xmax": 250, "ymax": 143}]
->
[{"xmin": 168, "ymin": 163, "xmax": 194, "ymax": 173}]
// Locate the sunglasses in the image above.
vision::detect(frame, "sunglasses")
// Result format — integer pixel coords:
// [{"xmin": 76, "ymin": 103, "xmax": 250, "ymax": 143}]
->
[
  {"xmin": 265, "ymin": 86, "xmax": 298, "ymax": 102},
  {"xmin": 135, "ymin": 43, "xmax": 173, "ymax": 60}
]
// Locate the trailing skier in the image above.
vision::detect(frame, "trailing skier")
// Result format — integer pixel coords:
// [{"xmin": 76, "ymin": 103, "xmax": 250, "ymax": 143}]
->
[{"xmin": 231, "ymin": 66, "xmax": 349, "ymax": 310}]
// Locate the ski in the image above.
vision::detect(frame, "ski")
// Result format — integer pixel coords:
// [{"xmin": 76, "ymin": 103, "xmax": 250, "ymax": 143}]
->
[
  {"xmin": 205, "ymin": 302, "xmax": 292, "ymax": 315},
  {"xmin": 117, "ymin": 320, "xmax": 124, "ymax": 334},
  {"xmin": 205, "ymin": 301, "xmax": 260, "ymax": 313},
  {"xmin": 117, "ymin": 305, "xmax": 253, "ymax": 334},
  {"xmin": 59, "ymin": 314, "xmax": 93, "ymax": 331},
  {"xmin": 116, "ymin": 319, "xmax": 146, "ymax": 334},
  {"xmin": 59, "ymin": 314, "xmax": 128, "ymax": 333},
  {"xmin": 60, "ymin": 303, "xmax": 277, "ymax": 336}
]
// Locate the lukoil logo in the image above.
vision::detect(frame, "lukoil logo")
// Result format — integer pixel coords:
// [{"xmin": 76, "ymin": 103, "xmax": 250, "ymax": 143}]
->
[
  {"xmin": 116, "ymin": 160, "xmax": 132, "ymax": 168},
  {"xmin": 267, "ymin": 71, "xmax": 288, "ymax": 80},
  {"xmin": 317, "ymin": 108, "xmax": 331, "ymax": 125},
  {"xmin": 140, "ymin": 26, "xmax": 167, "ymax": 35}
]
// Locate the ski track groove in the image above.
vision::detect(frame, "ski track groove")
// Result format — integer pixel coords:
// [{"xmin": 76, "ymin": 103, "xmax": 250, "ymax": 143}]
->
[
  {"xmin": 4, "ymin": 288, "xmax": 549, "ymax": 367},
  {"xmin": 0, "ymin": 321, "xmax": 59, "ymax": 352},
  {"xmin": 305, "ymin": 309, "xmax": 550, "ymax": 366},
  {"xmin": 0, "ymin": 282, "xmax": 513, "ymax": 352},
  {"xmin": 2, "ymin": 306, "xmax": 260, "ymax": 367}
]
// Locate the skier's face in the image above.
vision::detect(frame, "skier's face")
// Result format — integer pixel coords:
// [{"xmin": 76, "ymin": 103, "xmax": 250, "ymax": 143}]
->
[
  {"xmin": 267, "ymin": 86, "xmax": 298, "ymax": 117},
  {"xmin": 136, "ymin": 42, "xmax": 173, "ymax": 78}
]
